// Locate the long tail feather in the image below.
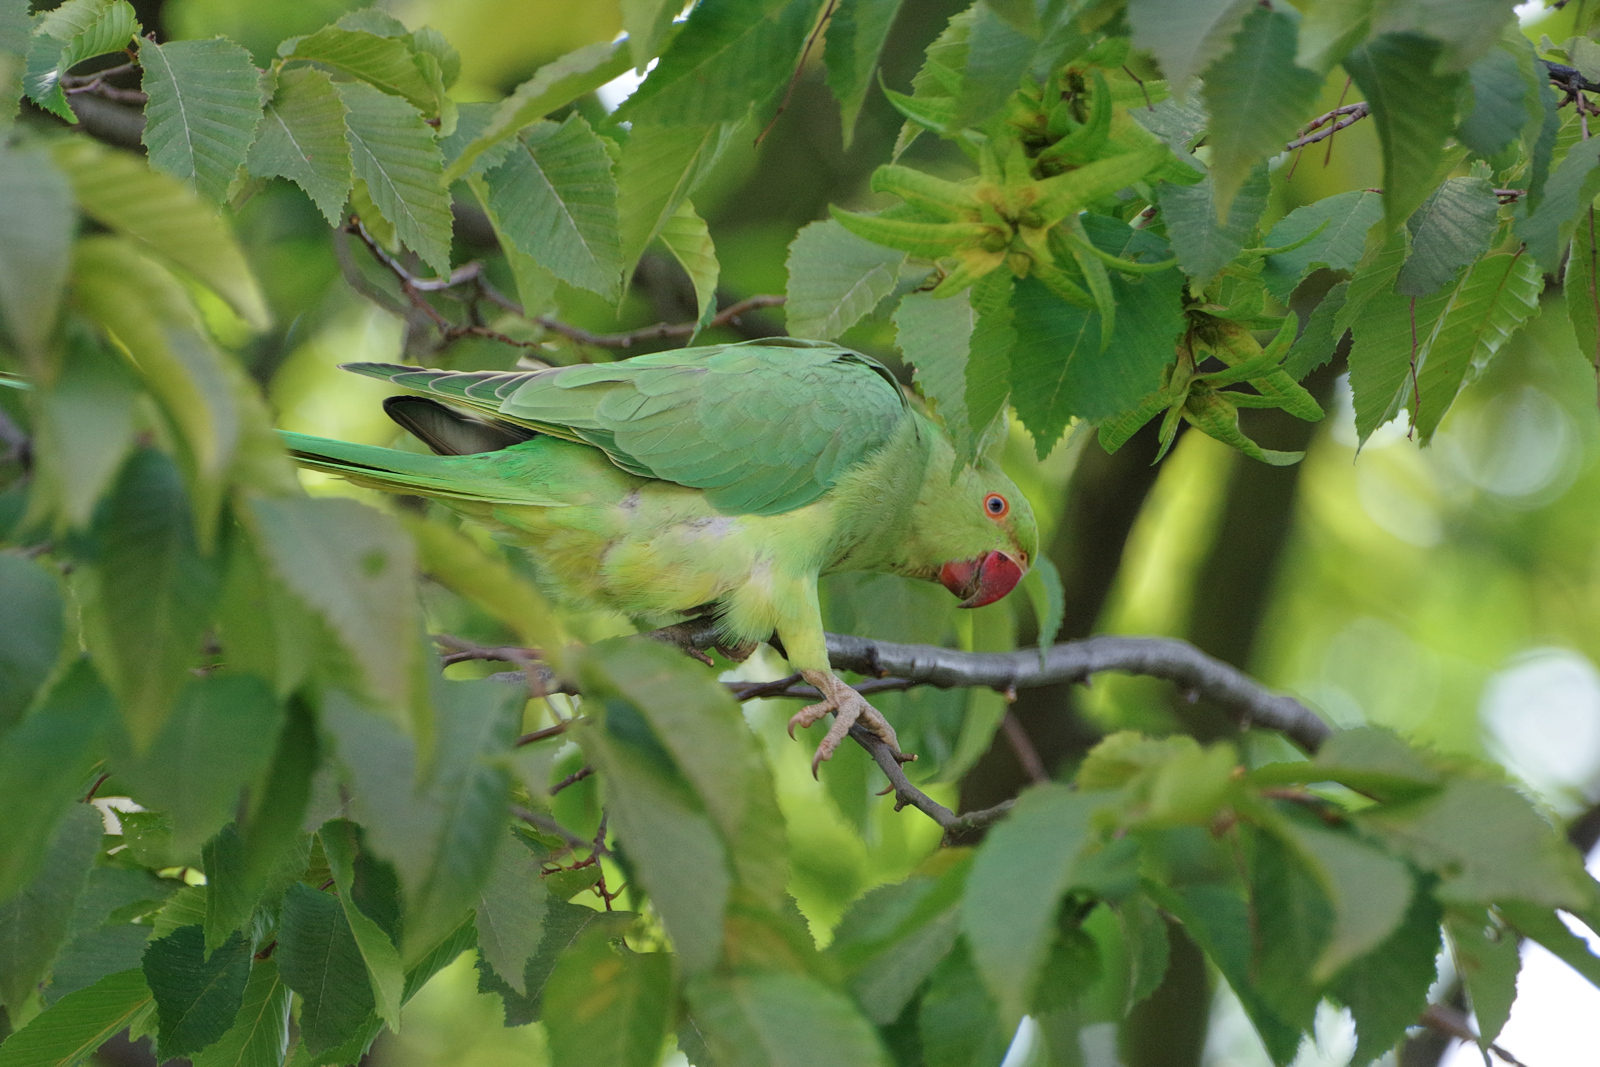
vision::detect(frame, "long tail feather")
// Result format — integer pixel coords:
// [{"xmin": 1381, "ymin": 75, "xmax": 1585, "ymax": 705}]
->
[{"xmin": 278, "ymin": 431, "xmax": 562, "ymax": 506}]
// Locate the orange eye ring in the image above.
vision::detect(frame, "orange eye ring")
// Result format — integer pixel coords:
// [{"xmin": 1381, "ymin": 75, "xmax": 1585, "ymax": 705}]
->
[{"xmin": 983, "ymin": 493, "xmax": 1009, "ymax": 518}]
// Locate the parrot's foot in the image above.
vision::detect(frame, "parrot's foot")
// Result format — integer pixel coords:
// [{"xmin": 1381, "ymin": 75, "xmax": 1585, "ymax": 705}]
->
[
  {"xmin": 789, "ymin": 670, "xmax": 907, "ymax": 776},
  {"xmin": 649, "ymin": 620, "xmax": 756, "ymax": 667}
]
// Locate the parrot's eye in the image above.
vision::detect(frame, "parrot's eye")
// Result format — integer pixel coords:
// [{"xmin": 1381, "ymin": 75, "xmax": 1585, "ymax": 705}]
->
[{"xmin": 983, "ymin": 493, "xmax": 1008, "ymax": 518}]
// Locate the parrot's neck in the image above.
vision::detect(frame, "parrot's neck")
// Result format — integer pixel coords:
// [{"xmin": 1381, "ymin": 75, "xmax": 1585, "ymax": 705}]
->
[{"xmin": 820, "ymin": 412, "xmax": 949, "ymax": 579}]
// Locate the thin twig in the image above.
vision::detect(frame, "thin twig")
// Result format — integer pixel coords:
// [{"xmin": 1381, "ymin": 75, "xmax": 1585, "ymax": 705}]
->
[
  {"xmin": 550, "ymin": 765, "xmax": 593, "ymax": 795},
  {"xmin": 1285, "ymin": 102, "xmax": 1370, "ymax": 152},
  {"xmin": 515, "ymin": 721, "xmax": 574, "ymax": 747},
  {"xmin": 1418, "ymin": 1004, "xmax": 1528, "ymax": 1067},
  {"xmin": 1002, "ymin": 711, "xmax": 1050, "ymax": 784},
  {"xmin": 510, "ymin": 805, "xmax": 594, "ymax": 853},
  {"xmin": 756, "ymin": 0, "xmax": 838, "ymax": 146}
]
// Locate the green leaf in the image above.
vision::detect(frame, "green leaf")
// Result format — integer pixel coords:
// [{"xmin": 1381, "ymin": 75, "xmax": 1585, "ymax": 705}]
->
[
  {"xmin": 318, "ymin": 822, "xmax": 403, "ymax": 1031},
  {"xmin": 189, "ymin": 960, "xmax": 290, "ymax": 1067},
  {"xmin": 24, "ymin": 0, "xmax": 139, "ymax": 121},
  {"xmin": 1022, "ymin": 555, "xmax": 1065, "ymax": 663},
  {"xmin": 1201, "ymin": 7, "xmax": 1323, "ymax": 222},
  {"xmin": 1459, "ymin": 41, "xmax": 1531, "ymax": 158},
  {"xmin": 120, "ymin": 675, "xmax": 283, "ymax": 858},
  {"xmin": 45, "ymin": 866, "xmax": 175, "ymax": 1006},
  {"xmin": 574, "ymin": 676, "xmax": 732, "ymax": 975},
  {"xmin": 918, "ymin": 942, "xmax": 1010, "ymax": 1067},
  {"xmin": 658, "ymin": 199, "xmax": 720, "ymax": 334},
  {"xmin": 0, "ymin": 968, "xmax": 151, "ymax": 1067},
  {"xmin": 963, "ymin": 270, "xmax": 1015, "ymax": 464},
  {"xmin": 1009, "ymin": 219, "xmax": 1184, "ymax": 454},
  {"xmin": 787, "ymin": 218, "xmax": 907, "ymax": 341},
  {"xmin": 953, "ymin": 1, "xmax": 1035, "ymax": 129},
  {"xmin": 0, "ymin": 805, "xmax": 102, "ymax": 1015},
  {"xmin": 138, "ymin": 38, "xmax": 263, "ymax": 204},
  {"xmin": 0, "ymin": 0, "xmax": 29, "ymax": 128},
  {"xmin": 27, "ymin": 327, "xmax": 138, "ymax": 532},
  {"xmin": 276, "ymin": 884, "xmax": 373, "ymax": 1057},
  {"xmin": 475, "ymin": 899, "xmax": 634, "ymax": 1026},
  {"xmin": 142, "ymin": 926, "xmax": 252, "ymax": 1057},
  {"xmin": 616, "ymin": 121, "xmax": 740, "ymax": 271},
  {"xmin": 1126, "ymin": 0, "xmax": 1253, "ymax": 90},
  {"xmin": 233, "ymin": 699, "xmax": 318, "ymax": 918},
  {"xmin": 1343, "ymin": 33, "xmax": 1467, "ymax": 230},
  {"xmin": 1396, "ymin": 177, "xmax": 1500, "ymax": 297},
  {"xmin": 484, "ymin": 113, "xmax": 622, "ymax": 301},
  {"xmin": 896, "ymin": 288, "xmax": 981, "ymax": 457},
  {"xmin": 74, "ymin": 448, "xmax": 221, "ymax": 749},
  {"xmin": 0, "ymin": 147, "xmax": 72, "ymax": 370},
  {"xmin": 543, "ymin": 927, "xmax": 673, "ymax": 1067},
  {"xmin": 0, "ymin": 661, "xmax": 113, "ymax": 902},
  {"xmin": 1157, "ymin": 165, "xmax": 1268, "ymax": 287},
  {"xmin": 278, "ymin": 27, "xmax": 443, "ymax": 120},
  {"xmin": 622, "ymin": 0, "xmax": 678, "ymax": 68},
  {"xmin": 1444, "ymin": 909, "xmax": 1519, "ymax": 1046},
  {"xmin": 1261, "ymin": 190, "xmax": 1384, "ymax": 301},
  {"xmin": 321, "ymin": 683, "xmax": 520, "ymax": 966},
  {"xmin": 687, "ymin": 969, "xmax": 889, "ymax": 1067},
  {"xmin": 1498, "ymin": 901, "xmax": 1600, "ymax": 991},
  {"xmin": 1283, "ymin": 280, "xmax": 1348, "ymax": 379},
  {"xmin": 1273, "ymin": 819, "xmax": 1413, "ymax": 980},
  {"xmin": 1328, "ymin": 882, "xmax": 1440, "ymax": 1067},
  {"xmin": 829, "ymin": 855, "xmax": 969, "ymax": 1026},
  {"xmin": 1413, "ymin": 250, "xmax": 1542, "ymax": 441},
  {"xmin": 1374, "ymin": 0, "xmax": 1517, "ymax": 71},
  {"xmin": 1247, "ymin": 828, "xmax": 1331, "ymax": 1032},
  {"xmin": 1361, "ymin": 777, "xmax": 1586, "ymax": 910},
  {"xmin": 0, "ymin": 552, "xmax": 65, "ymax": 733},
  {"xmin": 824, "ymin": 0, "xmax": 905, "ymax": 147},
  {"xmin": 616, "ymin": 0, "xmax": 827, "ymax": 127},
  {"xmin": 1515, "ymin": 134, "xmax": 1600, "ymax": 272},
  {"xmin": 245, "ymin": 495, "xmax": 417, "ymax": 715},
  {"xmin": 441, "ymin": 40, "xmax": 632, "ymax": 185},
  {"xmin": 245, "ymin": 65, "xmax": 353, "ymax": 227},
  {"xmin": 472, "ymin": 833, "xmax": 549, "ymax": 997},
  {"xmin": 961, "ymin": 786, "xmax": 1115, "ymax": 1027},
  {"xmin": 336, "ymin": 80, "xmax": 453, "ymax": 277},
  {"xmin": 51, "ymin": 138, "xmax": 270, "ymax": 331},
  {"xmin": 1568, "ymin": 206, "xmax": 1600, "ymax": 369}
]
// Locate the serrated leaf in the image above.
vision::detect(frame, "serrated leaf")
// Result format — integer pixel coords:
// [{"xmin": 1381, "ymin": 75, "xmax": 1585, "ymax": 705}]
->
[
  {"xmin": 1284, "ymin": 280, "xmax": 1349, "ymax": 379},
  {"xmin": 142, "ymin": 926, "xmax": 252, "ymax": 1058},
  {"xmin": 616, "ymin": 0, "xmax": 827, "ymax": 127},
  {"xmin": 484, "ymin": 113, "xmax": 621, "ymax": 301},
  {"xmin": 0, "ymin": 146, "xmax": 72, "ymax": 371},
  {"xmin": 1327, "ymin": 883, "xmax": 1440, "ymax": 1067},
  {"xmin": 953, "ymin": 1, "xmax": 1035, "ymax": 129},
  {"xmin": 543, "ymin": 927, "xmax": 673, "ymax": 1067},
  {"xmin": 1276, "ymin": 820, "xmax": 1413, "ymax": 980},
  {"xmin": 1009, "ymin": 220, "xmax": 1184, "ymax": 454},
  {"xmin": 1444, "ymin": 910, "xmax": 1519, "ymax": 1046},
  {"xmin": 1567, "ymin": 206, "xmax": 1600, "ymax": 369},
  {"xmin": 245, "ymin": 495, "xmax": 417, "ymax": 715},
  {"xmin": 118, "ymin": 675, "xmax": 282, "ymax": 858},
  {"xmin": 73, "ymin": 448, "xmax": 221, "ymax": 750},
  {"xmin": 687, "ymin": 969, "xmax": 889, "ymax": 1067},
  {"xmin": 896, "ymin": 287, "xmax": 980, "ymax": 456},
  {"xmin": 1374, "ymin": 0, "xmax": 1517, "ymax": 71},
  {"xmin": 919, "ymin": 942, "xmax": 1009, "ymax": 1067},
  {"xmin": 336, "ymin": 80, "xmax": 452, "ymax": 277},
  {"xmin": 1261, "ymin": 190, "xmax": 1383, "ymax": 301},
  {"xmin": 51, "ymin": 139, "xmax": 269, "ymax": 331},
  {"xmin": 1344, "ymin": 33, "xmax": 1467, "ymax": 230},
  {"xmin": 0, "ymin": 662, "xmax": 113, "ymax": 901},
  {"xmin": 1459, "ymin": 41, "xmax": 1531, "ymax": 158},
  {"xmin": 1022, "ymin": 555, "xmax": 1064, "ymax": 664},
  {"xmin": 472, "ymin": 834, "xmax": 548, "ymax": 997},
  {"xmin": 0, "ymin": 967, "xmax": 151, "ymax": 1067},
  {"xmin": 442, "ymin": 40, "xmax": 631, "ymax": 184},
  {"xmin": 189, "ymin": 960, "xmax": 290, "ymax": 1067},
  {"xmin": 246, "ymin": 66, "xmax": 352, "ymax": 227},
  {"xmin": 475, "ymin": 900, "xmax": 634, "ymax": 1026},
  {"xmin": 1126, "ymin": 0, "xmax": 1253, "ymax": 90},
  {"xmin": 279, "ymin": 27, "xmax": 441, "ymax": 119},
  {"xmin": 275, "ymin": 884, "xmax": 373, "ymax": 1057},
  {"xmin": 616, "ymin": 121, "xmax": 740, "ymax": 271},
  {"xmin": 1397, "ymin": 177, "xmax": 1500, "ymax": 297},
  {"xmin": 139, "ymin": 38, "xmax": 262, "ymax": 204},
  {"xmin": 1158, "ymin": 165, "xmax": 1268, "ymax": 287},
  {"xmin": 786, "ymin": 218, "xmax": 906, "ymax": 340},
  {"xmin": 27, "ymin": 327, "xmax": 138, "ymax": 532},
  {"xmin": 319, "ymin": 822, "xmax": 403, "ymax": 1031},
  {"xmin": 961, "ymin": 786, "xmax": 1116, "ymax": 1027},
  {"xmin": 0, "ymin": 0, "xmax": 29, "ymax": 128},
  {"xmin": 1413, "ymin": 250, "xmax": 1541, "ymax": 440},
  {"xmin": 1515, "ymin": 133, "xmax": 1600, "ymax": 272},
  {"xmin": 0, "ymin": 805, "xmax": 101, "ymax": 1015},
  {"xmin": 321, "ymin": 683, "xmax": 520, "ymax": 967},
  {"xmin": 657, "ymin": 199, "xmax": 720, "ymax": 336},
  {"xmin": 24, "ymin": 0, "xmax": 139, "ymax": 121},
  {"xmin": 0, "ymin": 552, "xmax": 65, "ymax": 733},
  {"xmin": 1202, "ymin": 7, "xmax": 1323, "ymax": 222},
  {"xmin": 824, "ymin": 0, "xmax": 905, "ymax": 147}
]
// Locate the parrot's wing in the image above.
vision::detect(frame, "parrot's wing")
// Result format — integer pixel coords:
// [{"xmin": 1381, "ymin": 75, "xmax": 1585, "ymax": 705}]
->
[{"xmin": 344, "ymin": 338, "xmax": 912, "ymax": 515}]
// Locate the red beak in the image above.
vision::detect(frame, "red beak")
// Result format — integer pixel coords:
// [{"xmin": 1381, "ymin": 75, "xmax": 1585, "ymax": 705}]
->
[{"xmin": 939, "ymin": 551, "xmax": 1026, "ymax": 608}]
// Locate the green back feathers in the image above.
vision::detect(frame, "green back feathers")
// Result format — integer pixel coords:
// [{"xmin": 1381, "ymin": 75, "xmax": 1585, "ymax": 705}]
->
[{"xmin": 343, "ymin": 338, "xmax": 912, "ymax": 515}]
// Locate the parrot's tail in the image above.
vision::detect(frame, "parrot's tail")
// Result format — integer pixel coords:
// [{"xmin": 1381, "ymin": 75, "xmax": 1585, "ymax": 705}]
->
[{"xmin": 278, "ymin": 431, "xmax": 560, "ymax": 507}]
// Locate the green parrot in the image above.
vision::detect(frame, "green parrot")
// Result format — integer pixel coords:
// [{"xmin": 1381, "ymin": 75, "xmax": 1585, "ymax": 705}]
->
[{"xmin": 280, "ymin": 337, "xmax": 1038, "ymax": 770}]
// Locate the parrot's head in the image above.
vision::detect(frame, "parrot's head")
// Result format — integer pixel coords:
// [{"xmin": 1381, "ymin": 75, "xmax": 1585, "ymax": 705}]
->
[{"xmin": 902, "ymin": 435, "xmax": 1038, "ymax": 608}]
